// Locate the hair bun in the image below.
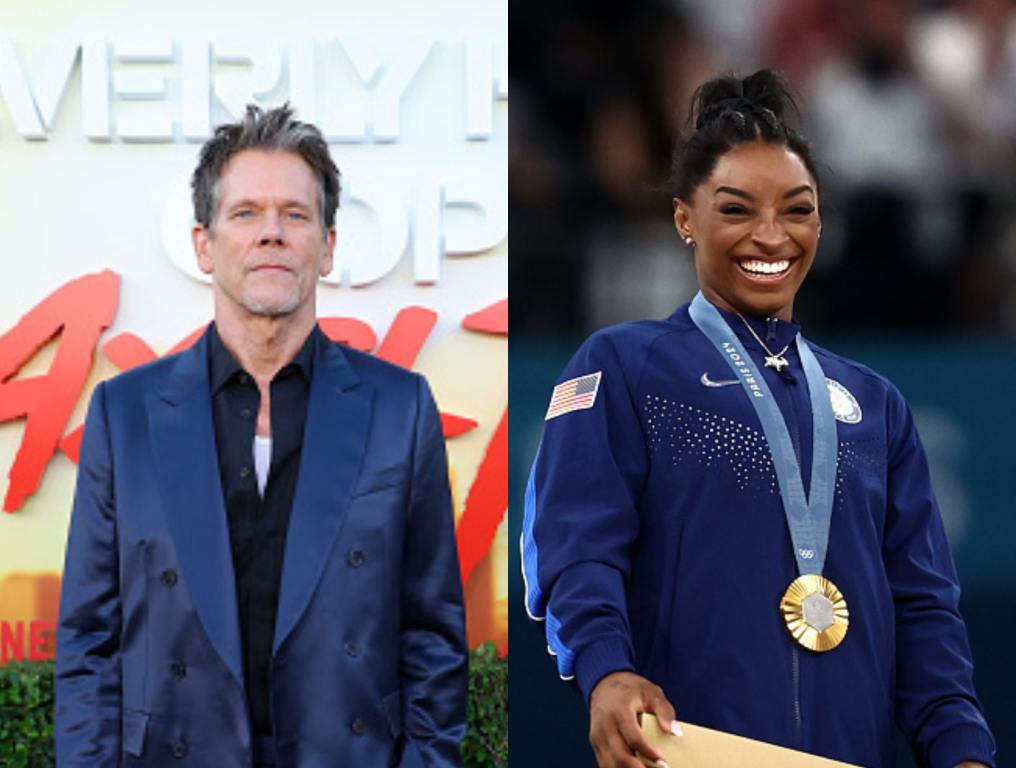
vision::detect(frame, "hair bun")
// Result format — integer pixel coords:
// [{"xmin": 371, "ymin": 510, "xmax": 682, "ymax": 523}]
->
[
  {"xmin": 671, "ymin": 69, "xmax": 819, "ymax": 200},
  {"xmin": 740, "ymin": 70, "xmax": 787, "ymax": 117},
  {"xmin": 692, "ymin": 70, "xmax": 795, "ymax": 130}
]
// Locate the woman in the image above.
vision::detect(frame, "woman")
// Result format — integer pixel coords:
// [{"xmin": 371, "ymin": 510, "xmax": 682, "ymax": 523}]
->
[{"xmin": 521, "ymin": 71, "xmax": 995, "ymax": 768}]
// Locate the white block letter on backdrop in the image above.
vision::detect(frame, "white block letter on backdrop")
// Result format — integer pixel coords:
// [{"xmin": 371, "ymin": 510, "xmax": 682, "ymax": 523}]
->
[
  {"xmin": 332, "ymin": 181, "xmax": 409, "ymax": 286},
  {"xmin": 181, "ymin": 39, "xmax": 211, "ymax": 140},
  {"xmin": 444, "ymin": 179, "xmax": 508, "ymax": 256},
  {"xmin": 212, "ymin": 40, "xmax": 282, "ymax": 119},
  {"xmin": 112, "ymin": 38, "xmax": 174, "ymax": 141}
]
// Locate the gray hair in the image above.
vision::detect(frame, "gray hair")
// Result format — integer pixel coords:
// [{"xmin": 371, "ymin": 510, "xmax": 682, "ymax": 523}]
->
[{"xmin": 191, "ymin": 103, "xmax": 341, "ymax": 233}]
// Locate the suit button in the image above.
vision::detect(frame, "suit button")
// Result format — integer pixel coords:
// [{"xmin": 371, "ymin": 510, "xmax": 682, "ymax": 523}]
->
[
  {"xmin": 171, "ymin": 739, "xmax": 188, "ymax": 758},
  {"xmin": 351, "ymin": 717, "xmax": 366, "ymax": 736},
  {"xmin": 239, "ymin": 466, "xmax": 251, "ymax": 479},
  {"xmin": 344, "ymin": 641, "xmax": 360, "ymax": 658},
  {"xmin": 347, "ymin": 550, "xmax": 365, "ymax": 568},
  {"xmin": 161, "ymin": 569, "xmax": 178, "ymax": 587},
  {"xmin": 170, "ymin": 661, "xmax": 187, "ymax": 678}
]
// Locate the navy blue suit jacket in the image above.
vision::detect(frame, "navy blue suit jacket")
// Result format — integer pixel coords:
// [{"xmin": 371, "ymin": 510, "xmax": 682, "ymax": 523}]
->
[{"xmin": 56, "ymin": 329, "xmax": 468, "ymax": 767}]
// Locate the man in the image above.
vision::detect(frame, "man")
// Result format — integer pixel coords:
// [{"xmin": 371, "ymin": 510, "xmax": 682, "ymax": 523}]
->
[{"xmin": 56, "ymin": 105, "xmax": 467, "ymax": 767}]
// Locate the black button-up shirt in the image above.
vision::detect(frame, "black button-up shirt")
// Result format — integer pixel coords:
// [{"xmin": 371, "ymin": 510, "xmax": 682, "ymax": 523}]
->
[{"xmin": 208, "ymin": 323, "xmax": 318, "ymax": 737}]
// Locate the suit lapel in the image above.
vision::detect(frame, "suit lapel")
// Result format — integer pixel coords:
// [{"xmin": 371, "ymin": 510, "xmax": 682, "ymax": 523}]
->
[
  {"xmin": 274, "ymin": 339, "xmax": 372, "ymax": 654},
  {"xmin": 146, "ymin": 331, "xmax": 244, "ymax": 690}
]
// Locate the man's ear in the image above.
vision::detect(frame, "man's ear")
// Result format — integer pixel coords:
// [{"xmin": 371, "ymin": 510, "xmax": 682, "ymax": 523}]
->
[
  {"xmin": 319, "ymin": 227, "xmax": 337, "ymax": 277},
  {"xmin": 193, "ymin": 224, "xmax": 214, "ymax": 275}
]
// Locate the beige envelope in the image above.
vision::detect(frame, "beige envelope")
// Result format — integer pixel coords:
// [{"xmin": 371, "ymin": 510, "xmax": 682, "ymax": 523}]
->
[{"xmin": 639, "ymin": 715, "xmax": 863, "ymax": 767}]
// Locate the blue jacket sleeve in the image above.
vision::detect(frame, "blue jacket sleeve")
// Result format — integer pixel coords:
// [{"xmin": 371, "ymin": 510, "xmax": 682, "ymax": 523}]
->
[
  {"xmin": 521, "ymin": 330, "xmax": 648, "ymax": 703},
  {"xmin": 883, "ymin": 389, "xmax": 996, "ymax": 768},
  {"xmin": 55, "ymin": 383, "xmax": 121, "ymax": 766},
  {"xmin": 400, "ymin": 375, "xmax": 469, "ymax": 767}
]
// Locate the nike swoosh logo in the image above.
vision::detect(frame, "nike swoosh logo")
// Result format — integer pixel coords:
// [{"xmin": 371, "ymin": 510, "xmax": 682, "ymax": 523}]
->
[{"xmin": 700, "ymin": 372, "xmax": 740, "ymax": 388}]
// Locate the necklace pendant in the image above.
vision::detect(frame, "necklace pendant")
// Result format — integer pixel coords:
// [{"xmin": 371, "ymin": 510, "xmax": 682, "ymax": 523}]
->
[{"xmin": 765, "ymin": 354, "xmax": 789, "ymax": 372}]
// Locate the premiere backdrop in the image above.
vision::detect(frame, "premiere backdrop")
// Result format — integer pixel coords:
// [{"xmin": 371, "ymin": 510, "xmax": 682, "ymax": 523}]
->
[{"xmin": 0, "ymin": 0, "xmax": 507, "ymax": 661}]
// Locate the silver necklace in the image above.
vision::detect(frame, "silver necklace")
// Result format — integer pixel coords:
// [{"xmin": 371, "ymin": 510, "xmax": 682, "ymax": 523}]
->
[{"xmin": 736, "ymin": 314, "xmax": 791, "ymax": 372}]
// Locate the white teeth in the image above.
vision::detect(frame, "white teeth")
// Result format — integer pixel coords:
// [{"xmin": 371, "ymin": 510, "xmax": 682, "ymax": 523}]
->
[{"xmin": 739, "ymin": 259, "xmax": 790, "ymax": 275}]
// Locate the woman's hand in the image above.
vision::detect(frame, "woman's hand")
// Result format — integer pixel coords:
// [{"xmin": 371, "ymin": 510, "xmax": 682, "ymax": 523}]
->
[{"xmin": 589, "ymin": 671, "xmax": 680, "ymax": 768}]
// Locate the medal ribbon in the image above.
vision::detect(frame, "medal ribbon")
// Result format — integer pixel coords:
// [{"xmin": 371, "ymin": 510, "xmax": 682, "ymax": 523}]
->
[{"xmin": 689, "ymin": 292, "xmax": 838, "ymax": 576}]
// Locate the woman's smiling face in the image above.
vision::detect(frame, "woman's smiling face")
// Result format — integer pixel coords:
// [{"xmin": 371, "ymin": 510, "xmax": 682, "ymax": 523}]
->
[{"xmin": 674, "ymin": 140, "xmax": 821, "ymax": 321}]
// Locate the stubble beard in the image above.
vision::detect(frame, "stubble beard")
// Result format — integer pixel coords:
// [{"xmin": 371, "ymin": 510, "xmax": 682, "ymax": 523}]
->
[
  {"xmin": 242, "ymin": 292, "xmax": 301, "ymax": 317},
  {"xmin": 237, "ymin": 271, "xmax": 305, "ymax": 318}
]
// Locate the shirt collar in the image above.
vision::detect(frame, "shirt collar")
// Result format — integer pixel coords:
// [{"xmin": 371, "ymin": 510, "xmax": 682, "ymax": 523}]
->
[
  {"xmin": 208, "ymin": 322, "xmax": 318, "ymax": 395},
  {"xmin": 711, "ymin": 304, "xmax": 802, "ymax": 354}
]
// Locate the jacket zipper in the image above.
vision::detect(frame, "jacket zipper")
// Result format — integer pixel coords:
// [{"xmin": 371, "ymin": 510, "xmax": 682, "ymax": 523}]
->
[
  {"xmin": 792, "ymin": 647, "xmax": 802, "ymax": 747},
  {"xmin": 770, "ymin": 316, "xmax": 804, "ymax": 747},
  {"xmin": 785, "ymin": 374, "xmax": 804, "ymax": 748}
]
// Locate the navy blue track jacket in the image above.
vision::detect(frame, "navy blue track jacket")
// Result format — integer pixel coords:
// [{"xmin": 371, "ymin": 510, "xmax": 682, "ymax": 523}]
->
[{"xmin": 522, "ymin": 302, "xmax": 996, "ymax": 768}]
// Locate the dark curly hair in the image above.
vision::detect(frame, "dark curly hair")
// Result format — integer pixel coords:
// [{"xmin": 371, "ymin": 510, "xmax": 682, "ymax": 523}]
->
[{"xmin": 669, "ymin": 70, "xmax": 820, "ymax": 200}]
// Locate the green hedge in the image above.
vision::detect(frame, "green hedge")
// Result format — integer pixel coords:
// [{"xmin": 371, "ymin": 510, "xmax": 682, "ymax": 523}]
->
[
  {"xmin": 0, "ymin": 644, "xmax": 506, "ymax": 767},
  {"xmin": 0, "ymin": 660, "xmax": 55, "ymax": 767},
  {"xmin": 463, "ymin": 642, "xmax": 508, "ymax": 767}
]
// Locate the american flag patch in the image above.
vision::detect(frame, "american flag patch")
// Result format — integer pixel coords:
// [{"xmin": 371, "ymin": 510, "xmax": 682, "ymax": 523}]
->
[{"xmin": 545, "ymin": 372, "xmax": 602, "ymax": 420}]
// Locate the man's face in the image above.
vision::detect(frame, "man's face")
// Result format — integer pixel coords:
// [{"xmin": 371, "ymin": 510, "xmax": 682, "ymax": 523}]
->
[{"xmin": 193, "ymin": 149, "xmax": 336, "ymax": 321}]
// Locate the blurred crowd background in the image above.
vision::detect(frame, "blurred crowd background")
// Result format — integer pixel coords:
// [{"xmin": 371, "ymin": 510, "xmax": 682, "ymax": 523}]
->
[
  {"xmin": 511, "ymin": 0, "xmax": 1016, "ymax": 333},
  {"xmin": 509, "ymin": 1, "xmax": 1016, "ymax": 765}
]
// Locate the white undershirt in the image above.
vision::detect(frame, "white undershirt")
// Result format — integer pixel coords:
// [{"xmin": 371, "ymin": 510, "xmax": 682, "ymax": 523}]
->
[{"xmin": 253, "ymin": 435, "xmax": 272, "ymax": 497}]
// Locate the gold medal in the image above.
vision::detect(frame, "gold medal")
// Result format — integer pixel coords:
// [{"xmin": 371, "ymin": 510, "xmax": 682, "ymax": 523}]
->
[{"xmin": 780, "ymin": 574, "xmax": 849, "ymax": 652}]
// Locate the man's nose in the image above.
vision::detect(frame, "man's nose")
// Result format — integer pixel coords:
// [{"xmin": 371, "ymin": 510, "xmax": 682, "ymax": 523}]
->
[{"xmin": 257, "ymin": 209, "xmax": 285, "ymax": 245}]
